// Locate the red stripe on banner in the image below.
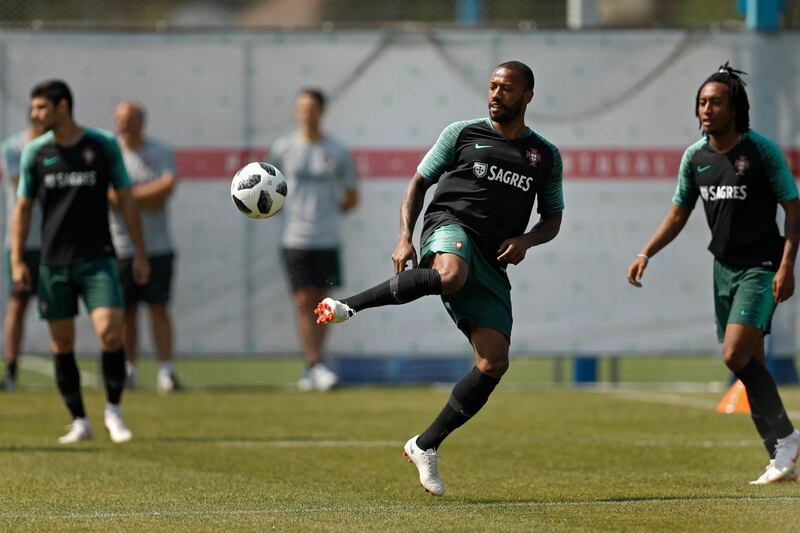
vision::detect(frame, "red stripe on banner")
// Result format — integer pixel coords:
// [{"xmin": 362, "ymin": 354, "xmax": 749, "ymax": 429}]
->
[{"xmin": 175, "ymin": 147, "xmax": 800, "ymax": 180}]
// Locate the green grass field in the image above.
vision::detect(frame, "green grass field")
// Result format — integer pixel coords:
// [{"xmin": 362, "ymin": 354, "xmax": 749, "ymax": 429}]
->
[{"xmin": 2, "ymin": 357, "xmax": 799, "ymax": 531}]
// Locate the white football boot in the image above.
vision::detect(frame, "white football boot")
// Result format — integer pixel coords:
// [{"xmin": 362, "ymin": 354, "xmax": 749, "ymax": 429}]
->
[
  {"xmin": 750, "ymin": 459, "xmax": 798, "ymax": 485},
  {"xmin": 314, "ymin": 298, "xmax": 355, "ymax": 324},
  {"xmin": 297, "ymin": 370, "xmax": 314, "ymax": 391},
  {"xmin": 58, "ymin": 417, "xmax": 94, "ymax": 444},
  {"xmin": 766, "ymin": 429, "xmax": 800, "ymax": 483},
  {"xmin": 124, "ymin": 362, "xmax": 138, "ymax": 390},
  {"xmin": 156, "ymin": 369, "xmax": 181, "ymax": 395},
  {"xmin": 403, "ymin": 435, "xmax": 445, "ymax": 496},
  {"xmin": 104, "ymin": 404, "xmax": 133, "ymax": 443},
  {"xmin": 310, "ymin": 363, "xmax": 339, "ymax": 391}
]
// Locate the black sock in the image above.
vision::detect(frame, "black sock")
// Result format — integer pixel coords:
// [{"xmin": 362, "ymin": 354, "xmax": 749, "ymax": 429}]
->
[
  {"xmin": 743, "ymin": 388, "xmax": 777, "ymax": 459},
  {"xmin": 102, "ymin": 349, "xmax": 126, "ymax": 405},
  {"xmin": 6, "ymin": 361, "xmax": 17, "ymax": 380},
  {"xmin": 54, "ymin": 352, "xmax": 86, "ymax": 419},
  {"xmin": 735, "ymin": 359, "xmax": 795, "ymax": 440},
  {"xmin": 416, "ymin": 366, "xmax": 500, "ymax": 450},
  {"xmin": 342, "ymin": 269, "xmax": 442, "ymax": 312}
]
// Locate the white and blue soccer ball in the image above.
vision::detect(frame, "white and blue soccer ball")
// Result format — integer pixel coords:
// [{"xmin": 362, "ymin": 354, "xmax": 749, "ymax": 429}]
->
[{"xmin": 230, "ymin": 162, "xmax": 287, "ymax": 219}]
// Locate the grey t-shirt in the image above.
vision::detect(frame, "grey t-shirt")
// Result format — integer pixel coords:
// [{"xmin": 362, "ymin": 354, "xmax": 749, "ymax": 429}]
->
[
  {"xmin": 1, "ymin": 129, "xmax": 42, "ymax": 250},
  {"xmin": 268, "ymin": 133, "xmax": 357, "ymax": 249},
  {"xmin": 109, "ymin": 138, "xmax": 176, "ymax": 258}
]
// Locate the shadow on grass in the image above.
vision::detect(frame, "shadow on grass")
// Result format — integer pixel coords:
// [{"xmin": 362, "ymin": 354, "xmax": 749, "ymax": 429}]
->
[
  {"xmin": 0, "ymin": 445, "xmax": 102, "ymax": 453},
  {"xmin": 143, "ymin": 435, "xmax": 329, "ymax": 444},
  {"xmin": 460, "ymin": 494, "xmax": 800, "ymax": 506}
]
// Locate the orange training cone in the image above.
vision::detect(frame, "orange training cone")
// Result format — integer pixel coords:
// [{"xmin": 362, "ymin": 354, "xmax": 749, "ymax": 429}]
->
[{"xmin": 716, "ymin": 379, "xmax": 750, "ymax": 414}]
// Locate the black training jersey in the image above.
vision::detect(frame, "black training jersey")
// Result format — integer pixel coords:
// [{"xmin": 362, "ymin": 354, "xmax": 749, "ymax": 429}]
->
[
  {"xmin": 672, "ymin": 130, "xmax": 798, "ymax": 271},
  {"xmin": 18, "ymin": 128, "xmax": 132, "ymax": 266},
  {"xmin": 417, "ymin": 118, "xmax": 563, "ymax": 274}
]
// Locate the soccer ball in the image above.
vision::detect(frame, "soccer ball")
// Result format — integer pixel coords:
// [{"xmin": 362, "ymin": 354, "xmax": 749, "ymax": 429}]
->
[{"xmin": 230, "ymin": 162, "xmax": 287, "ymax": 219}]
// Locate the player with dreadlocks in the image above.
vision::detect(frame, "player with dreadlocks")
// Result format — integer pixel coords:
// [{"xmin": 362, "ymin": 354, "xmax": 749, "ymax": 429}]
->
[{"xmin": 627, "ymin": 62, "xmax": 800, "ymax": 484}]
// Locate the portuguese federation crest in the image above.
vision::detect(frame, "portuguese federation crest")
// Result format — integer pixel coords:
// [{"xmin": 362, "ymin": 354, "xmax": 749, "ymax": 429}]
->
[
  {"xmin": 473, "ymin": 161, "xmax": 488, "ymax": 178},
  {"xmin": 526, "ymin": 148, "xmax": 541, "ymax": 167},
  {"xmin": 734, "ymin": 155, "xmax": 749, "ymax": 176}
]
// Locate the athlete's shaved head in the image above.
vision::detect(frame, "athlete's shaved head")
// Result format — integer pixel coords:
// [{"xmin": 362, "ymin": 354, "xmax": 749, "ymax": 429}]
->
[
  {"xmin": 495, "ymin": 61, "xmax": 535, "ymax": 92},
  {"xmin": 115, "ymin": 101, "xmax": 146, "ymax": 145},
  {"xmin": 696, "ymin": 62, "xmax": 750, "ymax": 133},
  {"xmin": 116, "ymin": 101, "xmax": 146, "ymax": 125}
]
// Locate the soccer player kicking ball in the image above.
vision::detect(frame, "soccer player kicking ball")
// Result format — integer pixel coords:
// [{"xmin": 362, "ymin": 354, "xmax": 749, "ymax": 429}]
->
[
  {"xmin": 11, "ymin": 80, "xmax": 150, "ymax": 444},
  {"xmin": 627, "ymin": 63, "xmax": 800, "ymax": 484},
  {"xmin": 315, "ymin": 61, "xmax": 563, "ymax": 495}
]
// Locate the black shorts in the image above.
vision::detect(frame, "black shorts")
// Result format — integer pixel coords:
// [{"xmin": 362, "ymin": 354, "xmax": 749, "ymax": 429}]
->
[
  {"xmin": 117, "ymin": 252, "xmax": 175, "ymax": 307},
  {"xmin": 4, "ymin": 249, "xmax": 40, "ymax": 299},
  {"xmin": 281, "ymin": 247, "xmax": 341, "ymax": 292}
]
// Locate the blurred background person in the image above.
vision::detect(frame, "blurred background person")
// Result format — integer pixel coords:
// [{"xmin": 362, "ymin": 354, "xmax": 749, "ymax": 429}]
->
[
  {"xmin": 0, "ymin": 117, "xmax": 44, "ymax": 391},
  {"xmin": 269, "ymin": 88, "xmax": 359, "ymax": 391},
  {"xmin": 109, "ymin": 101, "xmax": 180, "ymax": 394}
]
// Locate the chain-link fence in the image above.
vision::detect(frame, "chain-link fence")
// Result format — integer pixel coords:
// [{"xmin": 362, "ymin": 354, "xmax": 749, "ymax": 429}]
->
[{"xmin": 2, "ymin": 0, "xmax": 798, "ymax": 30}]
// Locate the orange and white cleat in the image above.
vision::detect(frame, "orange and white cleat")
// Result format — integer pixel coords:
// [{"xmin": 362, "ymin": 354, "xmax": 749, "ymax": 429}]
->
[
  {"xmin": 314, "ymin": 298, "xmax": 355, "ymax": 324},
  {"xmin": 403, "ymin": 435, "xmax": 445, "ymax": 496}
]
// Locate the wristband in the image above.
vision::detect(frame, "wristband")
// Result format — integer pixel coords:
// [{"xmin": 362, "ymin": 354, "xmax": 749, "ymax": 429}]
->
[{"xmin": 637, "ymin": 253, "xmax": 649, "ymax": 261}]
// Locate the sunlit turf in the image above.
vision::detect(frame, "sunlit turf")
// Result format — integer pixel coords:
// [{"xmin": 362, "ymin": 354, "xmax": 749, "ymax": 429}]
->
[{"xmin": 1, "ymin": 371, "xmax": 799, "ymax": 531}]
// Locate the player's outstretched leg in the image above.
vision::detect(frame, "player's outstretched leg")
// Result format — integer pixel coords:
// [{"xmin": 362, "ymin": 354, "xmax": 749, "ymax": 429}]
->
[
  {"xmin": 403, "ymin": 435, "xmax": 445, "ymax": 496},
  {"xmin": 315, "ymin": 269, "xmax": 443, "ymax": 324}
]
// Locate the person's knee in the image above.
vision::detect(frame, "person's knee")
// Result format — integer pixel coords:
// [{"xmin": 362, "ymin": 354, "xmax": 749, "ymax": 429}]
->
[
  {"xmin": 49, "ymin": 332, "xmax": 74, "ymax": 353},
  {"xmin": 435, "ymin": 264, "xmax": 468, "ymax": 294},
  {"xmin": 477, "ymin": 353, "xmax": 509, "ymax": 378},
  {"xmin": 96, "ymin": 316, "xmax": 124, "ymax": 351},
  {"xmin": 722, "ymin": 346, "xmax": 750, "ymax": 373}
]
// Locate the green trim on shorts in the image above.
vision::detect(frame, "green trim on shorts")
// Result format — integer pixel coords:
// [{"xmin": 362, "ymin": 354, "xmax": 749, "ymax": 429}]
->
[
  {"xmin": 420, "ymin": 224, "xmax": 512, "ymax": 340},
  {"xmin": 713, "ymin": 259, "xmax": 776, "ymax": 342},
  {"xmin": 37, "ymin": 257, "xmax": 124, "ymax": 320}
]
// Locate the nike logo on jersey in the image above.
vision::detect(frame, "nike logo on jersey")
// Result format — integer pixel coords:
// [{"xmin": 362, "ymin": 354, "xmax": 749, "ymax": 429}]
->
[
  {"xmin": 475, "ymin": 143, "xmax": 492, "ymax": 150},
  {"xmin": 696, "ymin": 165, "xmax": 712, "ymax": 173},
  {"xmin": 43, "ymin": 156, "xmax": 60, "ymax": 167}
]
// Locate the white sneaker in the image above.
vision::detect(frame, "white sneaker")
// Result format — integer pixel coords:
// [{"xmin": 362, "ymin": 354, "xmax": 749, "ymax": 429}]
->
[
  {"xmin": 403, "ymin": 435, "xmax": 445, "ymax": 496},
  {"xmin": 297, "ymin": 370, "xmax": 314, "ymax": 392},
  {"xmin": 314, "ymin": 298, "xmax": 355, "ymax": 324},
  {"xmin": 125, "ymin": 363, "xmax": 138, "ymax": 390},
  {"xmin": 157, "ymin": 370, "xmax": 180, "ymax": 395},
  {"xmin": 750, "ymin": 459, "xmax": 798, "ymax": 485},
  {"xmin": 767, "ymin": 429, "xmax": 800, "ymax": 482},
  {"xmin": 104, "ymin": 405, "xmax": 133, "ymax": 443},
  {"xmin": 58, "ymin": 417, "xmax": 93, "ymax": 444},
  {"xmin": 310, "ymin": 363, "xmax": 338, "ymax": 391}
]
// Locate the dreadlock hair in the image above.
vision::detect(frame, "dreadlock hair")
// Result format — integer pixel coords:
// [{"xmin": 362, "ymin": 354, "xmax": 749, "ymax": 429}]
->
[{"xmin": 695, "ymin": 61, "xmax": 750, "ymax": 133}]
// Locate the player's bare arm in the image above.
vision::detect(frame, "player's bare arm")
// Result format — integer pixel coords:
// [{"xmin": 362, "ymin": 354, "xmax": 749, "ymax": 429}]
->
[
  {"xmin": 773, "ymin": 198, "xmax": 800, "ymax": 303},
  {"xmin": 340, "ymin": 187, "xmax": 359, "ymax": 213},
  {"xmin": 9, "ymin": 196, "xmax": 33, "ymax": 291},
  {"xmin": 627, "ymin": 204, "xmax": 691, "ymax": 287},
  {"xmin": 497, "ymin": 211, "xmax": 562, "ymax": 265},
  {"xmin": 392, "ymin": 172, "xmax": 433, "ymax": 273},
  {"xmin": 130, "ymin": 172, "xmax": 176, "ymax": 210},
  {"xmin": 116, "ymin": 187, "xmax": 151, "ymax": 286}
]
